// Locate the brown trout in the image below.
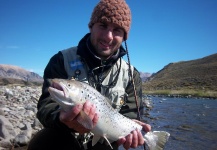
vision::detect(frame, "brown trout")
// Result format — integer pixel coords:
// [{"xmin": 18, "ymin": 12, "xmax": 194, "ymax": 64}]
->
[{"xmin": 48, "ymin": 79, "xmax": 170, "ymax": 150}]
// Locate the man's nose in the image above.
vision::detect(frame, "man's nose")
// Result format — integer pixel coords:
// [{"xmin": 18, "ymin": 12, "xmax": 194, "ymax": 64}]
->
[{"xmin": 104, "ymin": 30, "xmax": 113, "ymax": 41}]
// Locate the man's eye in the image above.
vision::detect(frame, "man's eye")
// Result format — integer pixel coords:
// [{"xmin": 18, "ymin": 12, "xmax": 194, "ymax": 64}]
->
[
  {"xmin": 100, "ymin": 24, "xmax": 107, "ymax": 28},
  {"xmin": 114, "ymin": 29, "xmax": 121, "ymax": 33},
  {"xmin": 114, "ymin": 29, "xmax": 123, "ymax": 34}
]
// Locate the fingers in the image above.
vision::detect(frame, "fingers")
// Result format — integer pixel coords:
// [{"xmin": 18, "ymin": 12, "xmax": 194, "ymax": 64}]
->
[
  {"xmin": 83, "ymin": 100, "xmax": 91, "ymax": 114},
  {"xmin": 123, "ymin": 129, "xmax": 144, "ymax": 149},
  {"xmin": 60, "ymin": 104, "xmax": 82, "ymax": 122},
  {"xmin": 83, "ymin": 100, "xmax": 96, "ymax": 120},
  {"xmin": 92, "ymin": 113, "xmax": 99, "ymax": 126},
  {"xmin": 143, "ymin": 124, "xmax": 151, "ymax": 132},
  {"xmin": 59, "ymin": 101, "xmax": 98, "ymax": 134},
  {"xmin": 137, "ymin": 129, "xmax": 144, "ymax": 145},
  {"xmin": 123, "ymin": 134, "xmax": 132, "ymax": 149},
  {"xmin": 132, "ymin": 119, "xmax": 152, "ymax": 132},
  {"xmin": 116, "ymin": 138, "xmax": 126, "ymax": 146},
  {"xmin": 119, "ymin": 119, "xmax": 151, "ymax": 149},
  {"xmin": 130, "ymin": 130, "xmax": 137, "ymax": 148}
]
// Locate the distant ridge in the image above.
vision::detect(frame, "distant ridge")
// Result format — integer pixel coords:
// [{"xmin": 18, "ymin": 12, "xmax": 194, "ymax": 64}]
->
[
  {"xmin": 0, "ymin": 64, "xmax": 43, "ymax": 85},
  {"xmin": 140, "ymin": 72, "xmax": 152, "ymax": 82},
  {"xmin": 143, "ymin": 53, "xmax": 217, "ymax": 92}
]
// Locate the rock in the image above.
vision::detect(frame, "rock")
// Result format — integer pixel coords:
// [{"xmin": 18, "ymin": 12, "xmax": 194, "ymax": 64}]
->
[
  {"xmin": 4, "ymin": 88, "xmax": 13, "ymax": 99},
  {"xmin": 0, "ymin": 139, "xmax": 13, "ymax": 149},
  {"xmin": 0, "ymin": 108, "xmax": 5, "ymax": 116},
  {"xmin": 32, "ymin": 118, "xmax": 42, "ymax": 129},
  {"xmin": 14, "ymin": 134, "xmax": 29, "ymax": 146},
  {"xmin": 0, "ymin": 115, "xmax": 16, "ymax": 140},
  {"xmin": 0, "ymin": 85, "xmax": 43, "ymax": 149}
]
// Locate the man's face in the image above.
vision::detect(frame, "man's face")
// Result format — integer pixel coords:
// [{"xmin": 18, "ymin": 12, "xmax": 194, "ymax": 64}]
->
[{"xmin": 89, "ymin": 22, "xmax": 124, "ymax": 60}]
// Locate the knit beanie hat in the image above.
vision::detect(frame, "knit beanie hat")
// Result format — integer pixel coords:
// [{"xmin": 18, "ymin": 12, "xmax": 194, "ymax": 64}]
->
[{"xmin": 88, "ymin": 0, "xmax": 131, "ymax": 40}]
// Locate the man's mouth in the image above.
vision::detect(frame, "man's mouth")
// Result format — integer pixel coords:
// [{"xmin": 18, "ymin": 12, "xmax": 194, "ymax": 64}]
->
[{"xmin": 100, "ymin": 41, "xmax": 111, "ymax": 49}]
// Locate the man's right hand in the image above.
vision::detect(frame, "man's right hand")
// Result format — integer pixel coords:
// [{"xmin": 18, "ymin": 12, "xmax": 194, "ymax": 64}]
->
[{"xmin": 59, "ymin": 100, "xmax": 99, "ymax": 134}]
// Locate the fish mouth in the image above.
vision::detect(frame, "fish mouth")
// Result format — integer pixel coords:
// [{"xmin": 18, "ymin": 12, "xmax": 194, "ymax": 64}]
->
[
  {"xmin": 48, "ymin": 79, "xmax": 66, "ymax": 98},
  {"xmin": 48, "ymin": 79, "xmax": 74, "ymax": 111}
]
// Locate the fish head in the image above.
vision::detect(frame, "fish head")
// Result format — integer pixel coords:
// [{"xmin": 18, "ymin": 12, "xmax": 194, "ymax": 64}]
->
[{"xmin": 48, "ymin": 79, "xmax": 81, "ymax": 111}]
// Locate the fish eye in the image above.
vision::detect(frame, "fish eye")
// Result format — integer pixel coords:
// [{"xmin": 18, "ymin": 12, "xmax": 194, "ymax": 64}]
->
[{"xmin": 67, "ymin": 84, "xmax": 71, "ymax": 87}]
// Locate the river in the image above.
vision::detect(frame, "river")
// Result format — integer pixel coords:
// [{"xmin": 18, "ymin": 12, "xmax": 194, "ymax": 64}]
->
[{"xmin": 120, "ymin": 97, "xmax": 217, "ymax": 150}]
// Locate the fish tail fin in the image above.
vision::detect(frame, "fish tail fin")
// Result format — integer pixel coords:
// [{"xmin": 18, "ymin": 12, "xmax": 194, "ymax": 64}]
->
[{"xmin": 144, "ymin": 131, "xmax": 170, "ymax": 150}]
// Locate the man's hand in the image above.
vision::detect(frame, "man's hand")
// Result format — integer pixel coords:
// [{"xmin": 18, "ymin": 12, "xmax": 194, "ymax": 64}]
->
[
  {"xmin": 59, "ymin": 100, "xmax": 99, "ymax": 134},
  {"xmin": 117, "ymin": 120, "xmax": 151, "ymax": 149}
]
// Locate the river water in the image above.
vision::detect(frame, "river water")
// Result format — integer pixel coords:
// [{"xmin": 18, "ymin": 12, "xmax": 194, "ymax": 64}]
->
[{"xmin": 120, "ymin": 97, "xmax": 217, "ymax": 150}]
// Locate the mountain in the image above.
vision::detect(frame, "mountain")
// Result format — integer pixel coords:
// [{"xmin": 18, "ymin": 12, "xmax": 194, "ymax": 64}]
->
[
  {"xmin": 140, "ymin": 72, "xmax": 152, "ymax": 82},
  {"xmin": 143, "ymin": 53, "xmax": 217, "ymax": 92},
  {"xmin": 0, "ymin": 64, "xmax": 43, "ymax": 85}
]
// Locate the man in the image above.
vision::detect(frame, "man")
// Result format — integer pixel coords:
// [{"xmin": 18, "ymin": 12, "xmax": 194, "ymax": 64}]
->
[{"xmin": 28, "ymin": 0, "xmax": 151, "ymax": 149}]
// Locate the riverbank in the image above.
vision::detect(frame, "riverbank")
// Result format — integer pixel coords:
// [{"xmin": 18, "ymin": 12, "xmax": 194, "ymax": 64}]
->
[{"xmin": 143, "ymin": 89, "xmax": 217, "ymax": 99}]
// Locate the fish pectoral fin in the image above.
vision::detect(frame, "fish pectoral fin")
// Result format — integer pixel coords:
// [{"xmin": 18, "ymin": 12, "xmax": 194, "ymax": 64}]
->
[
  {"xmin": 144, "ymin": 131, "xmax": 170, "ymax": 150},
  {"xmin": 92, "ymin": 135, "xmax": 113, "ymax": 149},
  {"xmin": 76, "ymin": 110, "xmax": 93, "ymax": 130}
]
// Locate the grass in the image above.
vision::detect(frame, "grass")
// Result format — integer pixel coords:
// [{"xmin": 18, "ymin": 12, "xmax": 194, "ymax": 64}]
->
[{"xmin": 143, "ymin": 89, "xmax": 217, "ymax": 99}]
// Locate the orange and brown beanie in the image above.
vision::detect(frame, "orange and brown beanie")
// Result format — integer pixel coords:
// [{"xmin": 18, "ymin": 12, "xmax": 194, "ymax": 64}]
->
[{"xmin": 88, "ymin": 0, "xmax": 131, "ymax": 40}]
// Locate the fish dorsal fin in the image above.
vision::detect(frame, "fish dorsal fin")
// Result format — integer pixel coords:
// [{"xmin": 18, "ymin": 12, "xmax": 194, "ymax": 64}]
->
[
  {"xmin": 76, "ymin": 110, "xmax": 93, "ymax": 130},
  {"xmin": 144, "ymin": 131, "xmax": 170, "ymax": 150}
]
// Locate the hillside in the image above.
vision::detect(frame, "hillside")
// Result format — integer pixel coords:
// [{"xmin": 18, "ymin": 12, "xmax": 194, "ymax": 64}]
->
[
  {"xmin": 0, "ymin": 64, "xmax": 43, "ymax": 85},
  {"xmin": 143, "ymin": 53, "xmax": 217, "ymax": 98}
]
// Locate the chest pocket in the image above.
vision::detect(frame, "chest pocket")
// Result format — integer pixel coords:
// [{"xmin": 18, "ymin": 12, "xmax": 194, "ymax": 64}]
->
[
  {"xmin": 108, "ymin": 87, "xmax": 126, "ymax": 111},
  {"xmin": 61, "ymin": 47, "xmax": 88, "ymax": 83},
  {"xmin": 101, "ymin": 59, "xmax": 134, "ymax": 111}
]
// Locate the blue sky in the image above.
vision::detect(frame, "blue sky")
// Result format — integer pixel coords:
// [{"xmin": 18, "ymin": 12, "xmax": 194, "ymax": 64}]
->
[{"xmin": 1, "ymin": 0, "xmax": 217, "ymax": 77}]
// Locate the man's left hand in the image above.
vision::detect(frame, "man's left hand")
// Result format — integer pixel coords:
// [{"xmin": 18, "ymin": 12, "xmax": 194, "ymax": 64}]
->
[{"xmin": 117, "ymin": 120, "xmax": 151, "ymax": 149}]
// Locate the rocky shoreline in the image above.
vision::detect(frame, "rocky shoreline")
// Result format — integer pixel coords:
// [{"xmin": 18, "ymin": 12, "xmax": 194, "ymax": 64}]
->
[{"xmin": 0, "ymin": 85, "xmax": 43, "ymax": 150}]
